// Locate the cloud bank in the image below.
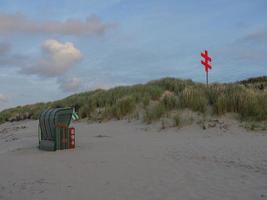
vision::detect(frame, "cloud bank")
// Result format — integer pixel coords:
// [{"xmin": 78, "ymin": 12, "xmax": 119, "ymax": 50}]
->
[
  {"xmin": 59, "ymin": 77, "xmax": 82, "ymax": 92},
  {"xmin": 0, "ymin": 13, "xmax": 114, "ymax": 36},
  {"xmin": 22, "ymin": 39, "xmax": 82, "ymax": 77},
  {"xmin": 0, "ymin": 40, "xmax": 83, "ymax": 92}
]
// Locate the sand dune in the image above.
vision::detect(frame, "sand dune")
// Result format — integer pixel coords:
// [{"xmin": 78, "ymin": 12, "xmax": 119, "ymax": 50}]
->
[{"xmin": 0, "ymin": 120, "xmax": 267, "ymax": 200}]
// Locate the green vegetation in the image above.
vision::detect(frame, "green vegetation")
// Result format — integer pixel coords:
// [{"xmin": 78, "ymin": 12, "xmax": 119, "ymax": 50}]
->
[
  {"xmin": 0, "ymin": 76, "xmax": 266, "ymax": 124},
  {"xmin": 173, "ymin": 113, "xmax": 181, "ymax": 127},
  {"xmin": 239, "ymin": 76, "xmax": 267, "ymax": 91},
  {"xmin": 180, "ymin": 86, "xmax": 208, "ymax": 113},
  {"xmin": 144, "ymin": 102, "xmax": 166, "ymax": 124}
]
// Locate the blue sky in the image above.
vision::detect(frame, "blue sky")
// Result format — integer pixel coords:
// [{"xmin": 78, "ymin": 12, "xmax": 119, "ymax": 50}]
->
[{"xmin": 0, "ymin": 0, "xmax": 267, "ymax": 110}]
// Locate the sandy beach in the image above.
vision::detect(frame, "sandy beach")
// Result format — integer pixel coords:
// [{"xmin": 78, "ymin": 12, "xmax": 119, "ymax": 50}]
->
[{"xmin": 0, "ymin": 119, "xmax": 267, "ymax": 200}]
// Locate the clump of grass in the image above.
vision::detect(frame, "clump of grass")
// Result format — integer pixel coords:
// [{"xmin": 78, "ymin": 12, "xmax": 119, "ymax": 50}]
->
[
  {"xmin": 243, "ymin": 121, "xmax": 267, "ymax": 131},
  {"xmin": 144, "ymin": 102, "xmax": 166, "ymax": 124},
  {"xmin": 144, "ymin": 85, "xmax": 164, "ymax": 101},
  {"xmin": 142, "ymin": 94, "xmax": 150, "ymax": 108},
  {"xmin": 161, "ymin": 95, "xmax": 179, "ymax": 111},
  {"xmin": 0, "ymin": 112, "xmax": 8, "ymax": 124},
  {"xmin": 111, "ymin": 96, "xmax": 136, "ymax": 120},
  {"xmin": 151, "ymin": 77, "xmax": 194, "ymax": 94},
  {"xmin": 180, "ymin": 86, "xmax": 208, "ymax": 113},
  {"xmin": 206, "ymin": 84, "xmax": 226, "ymax": 105},
  {"xmin": 213, "ymin": 85, "xmax": 267, "ymax": 121},
  {"xmin": 78, "ymin": 105, "xmax": 89, "ymax": 118},
  {"xmin": 239, "ymin": 93, "xmax": 267, "ymax": 121},
  {"xmin": 173, "ymin": 113, "xmax": 181, "ymax": 127},
  {"xmin": 214, "ymin": 95, "xmax": 228, "ymax": 115}
]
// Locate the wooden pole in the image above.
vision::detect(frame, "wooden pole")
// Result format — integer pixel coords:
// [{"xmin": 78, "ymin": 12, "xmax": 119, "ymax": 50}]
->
[{"xmin": 206, "ymin": 71, "xmax": 208, "ymax": 86}]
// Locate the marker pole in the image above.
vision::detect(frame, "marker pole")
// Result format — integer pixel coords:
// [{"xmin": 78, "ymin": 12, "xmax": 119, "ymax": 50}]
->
[{"xmin": 206, "ymin": 71, "xmax": 208, "ymax": 86}]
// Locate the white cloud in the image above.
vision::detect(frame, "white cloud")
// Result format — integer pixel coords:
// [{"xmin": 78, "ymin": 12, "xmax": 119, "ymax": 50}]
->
[
  {"xmin": 59, "ymin": 77, "xmax": 81, "ymax": 92},
  {"xmin": 0, "ymin": 13, "xmax": 114, "ymax": 36},
  {"xmin": 21, "ymin": 39, "xmax": 82, "ymax": 77},
  {"xmin": 0, "ymin": 94, "xmax": 8, "ymax": 103}
]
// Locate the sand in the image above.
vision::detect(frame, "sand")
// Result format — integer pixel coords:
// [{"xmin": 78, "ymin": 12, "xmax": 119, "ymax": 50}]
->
[{"xmin": 0, "ymin": 119, "xmax": 267, "ymax": 200}]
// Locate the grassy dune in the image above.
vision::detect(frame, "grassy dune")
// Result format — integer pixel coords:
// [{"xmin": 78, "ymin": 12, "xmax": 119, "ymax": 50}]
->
[{"xmin": 0, "ymin": 76, "xmax": 267, "ymax": 125}]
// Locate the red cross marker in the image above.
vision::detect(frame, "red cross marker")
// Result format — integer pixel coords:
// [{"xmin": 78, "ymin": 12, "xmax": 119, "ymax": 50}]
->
[{"xmin": 201, "ymin": 50, "xmax": 212, "ymax": 85}]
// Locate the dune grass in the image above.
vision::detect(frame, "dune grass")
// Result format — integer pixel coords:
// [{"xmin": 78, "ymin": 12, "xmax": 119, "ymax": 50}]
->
[{"xmin": 0, "ymin": 76, "xmax": 266, "ymax": 124}]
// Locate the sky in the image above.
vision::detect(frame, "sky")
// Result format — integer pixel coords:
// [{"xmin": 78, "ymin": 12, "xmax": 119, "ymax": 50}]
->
[{"xmin": 0, "ymin": 0, "xmax": 267, "ymax": 110}]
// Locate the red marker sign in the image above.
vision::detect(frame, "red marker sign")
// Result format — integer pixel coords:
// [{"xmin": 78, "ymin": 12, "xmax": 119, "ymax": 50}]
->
[{"xmin": 201, "ymin": 50, "xmax": 212, "ymax": 85}]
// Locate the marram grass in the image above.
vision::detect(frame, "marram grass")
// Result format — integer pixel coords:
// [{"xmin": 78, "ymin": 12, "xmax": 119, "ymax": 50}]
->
[{"xmin": 0, "ymin": 76, "xmax": 266, "ymax": 124}]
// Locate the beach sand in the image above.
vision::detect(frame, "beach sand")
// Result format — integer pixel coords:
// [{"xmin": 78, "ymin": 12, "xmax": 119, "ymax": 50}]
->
[{"xmin": 0, "ymin": 119, "xmax": 267, "ymax": 200}]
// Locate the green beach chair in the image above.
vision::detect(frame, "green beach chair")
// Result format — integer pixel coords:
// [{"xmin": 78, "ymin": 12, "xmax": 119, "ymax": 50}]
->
[{"xmin": 38, "ymin": 107, "xmax": 74, "ymax": 151}]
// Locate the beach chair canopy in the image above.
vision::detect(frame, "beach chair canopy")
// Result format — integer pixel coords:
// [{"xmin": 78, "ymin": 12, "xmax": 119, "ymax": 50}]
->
[{"xmin": 39, "ymin": 107, "xmax": 73, "ymax": 141}]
